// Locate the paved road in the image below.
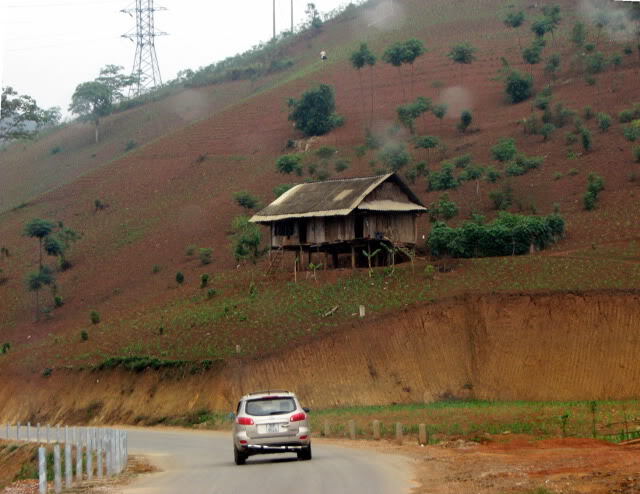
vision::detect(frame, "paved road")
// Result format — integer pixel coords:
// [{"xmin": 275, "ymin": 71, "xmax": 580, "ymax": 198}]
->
[{"xmin": 121, "ymin": 428, "xmax": 412, "ymax": 494}]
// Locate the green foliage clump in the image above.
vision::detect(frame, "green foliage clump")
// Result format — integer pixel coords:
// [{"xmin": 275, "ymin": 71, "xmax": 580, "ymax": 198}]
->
[
  {"xmin": 504, "ymin": 10, "xmax": 525, "ymax": 29},
  {"xmin": 544, "ymin": 53, "xmax": 561, "ymax": 78},
  {"xmin": 505, "ymin": 70, "xmax": 533, "ymax": 104},
  {"xmin": 199, "ymin": 248, "xmax": 213, "ymax": 265},
  {"xmin": 489, "ymin": 185, "xmax": 513, "ymax": 210},
  {"xmin": 233, "ymin": 191, "xmax": 261, "ymax": 210},
  {"xmin": 583, "ymin": 106, "xmax": 595, "ymax": 120},
  {"xmin": 334, "ymin": 159, "xmax": 350, "ymax": 173},
  {"xmin": 452, "ymin": 154, "xmax": 472, "ymax": 169},
  {"xmin": 633, "ymin": 146, "xmax": 640, "ymax": 163},
  {"xmin": 378, "ymin": 142, "xmax": 411, "ymax": 172},
  {"xmin": 315, "ymin": 146, "xmax": 337, "ymax": 159},
  {"xmin": 125, "ymin": 139, "xmax": 137, "ymax": 151},
  {"xmin": 185, "ymin": 244, "xmax": 196, "ymax": 256},
  {"xmin": 485, "ymin": 166, "xmax": 501, "ymax": 183},
  {"xmin": 54, "ymin": 295, "xmax": 64, "ymax": 308},
  {"xmin": 459, "ymin": 165, "xmax": 484, "ymax": 183},
  {"xmin": 176, "ymin": 272, "xmax": 185, "ymax": 285},
  {"xmin": 505, "ymin": 154, "xmax": 544, "ymax": 177},
  {"xmin": 428, "ymin": 163, "xmax": 458, "ymax": 191},
  {"xmin": 491, "ymin": 138, "xmax": 517, "ymax": 162},
  {"xmin": 428, "ymin": 212, "xmax": 565, "ymax": 258},
  {"xmin": 90, "ymin": 310, "xmax": 100, "ymax": 324},
  {"xmin": 273, "ymin": 184, "xmax": 294, "ymax": 198},
  {"xmin": 457, "ymin": 110, "xmax": 473, "ymax": 133},
  {"xmin": 580, "ymin": 126, "xmax": 593, "ymax": 152},
  {"xmin": 432, "ymin": 104, "xmax": 448, "ymax": 123},
  {"xmin": 540, "ymin": 123, "xmax": 555, "ymax": 141},
  {"xmin": 81, "ymin": 330, "xmax": 89, "ymax": 342},
  {"xmin": 231, "ymin": 216, "xmax": 264, "ymax": 264},
  {"xmin": 596, "ymin": 113, "xmax": 612, "ymax": 132},
  {"xmin": 583, "ymin": 173, "xmax": 604, "ymax": 211},
  {"xmin": 585, "ymin": 52, "xmax": 606, "ymax": 74},
  {"xmin": 448, "ymin": 42, "xmax": 477, "ymax": 65},
  {"xmin": 623, "ymin": 121, "xmax": 640, "ymax": 142},
  {"xmin": 1, "ymin": 343, "xmax": 11, "ymax": 354},
  {"xmin": 429, "ymin": 194, "xmax": 459, "ymax": 222},
  {"xmin": 50, "ymin": 145, "xmax": 63, "ymax": 155},
  {"xmin": 200, "ymin": 273, "xmax": 210, "ymax": 288},
  {"xmin": 276, "ymin": 154, "xmax": 303, "ymax": 175},
  {"xmin": 288, "ymin": 84, "xmax": 342, "ymax": 137}
]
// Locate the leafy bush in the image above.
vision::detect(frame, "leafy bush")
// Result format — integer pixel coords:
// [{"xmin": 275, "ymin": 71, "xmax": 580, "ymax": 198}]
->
[
  {"xmin": 428, "ymin": 163, "xmax": 458, "ymax": 191},
  {"xmin": 580, "ymin": 127, "xmax": 593, "ymax": 152},
  {"xmin": 315, "ymin": 146, "xmax": 337, "ymax": 159},
  {"xmin": 276, "ymin": 154, "xmax": 303, "ymax": 175},
  {"xmin": 1, "ymin": 343, "xmax": 10, "ymax": 354},
  {"xmin": 623, "ymin": 122, "xmax": 640, "ymax": 142},
  {"xmin": 565, "ymin": 132, "xmax": 578, "ymax": 145},
  {"xmin": 428, "ymin": 212, "xmax": 565, "ymax": 258},
  {"xmin": 489, "ymin": 185, "xmax": 513, "ymax": 210},
  {"xmin": 288, "ymin": 84, "xmax": 342, "ymax": 137},
  {"xmin": 185, "ymin": 244, "xmax": 196, "ymax": 256},
  {"xmin": 233, "ymin": 191, "xmax": 260, "ymax": 210},
  {"xmin": 206, "ymin": 288, "xmax": 217, "ymax": 299},
  {"xmin": 596, "ymin": 113, "xmax": 612, "ymax": 132},
  {"xmin": 583, "ymin": 173, "xmax": 604, "ymax": 211},
  {"xmin": 231, "ymin": 216, "xmax": 264, "ymax": 264},
  {"xmin": 54, "ymin": 295, "xmax": 64, "ymax": 308},
  {"xmin": 485, "ymin": 166, "xmax": 501, "ymax": 183},
  {"xmin": 619, "ymin": 109, "xmax": 636, "ymax": 123},
  {"xmin": 457, "ymin": 110, "xmax": 473, "ymax": 133},
  {"xmin": 334, "ymin": 159, "xmax": 350, "ymax": 173},
  {"xmin": 199, "ymin": 248, "xmax": 213, "ymax": 265},
  {"xmin": 81, "ymin": 330, "xmax": 89, "ymax": 342},
  {"xmin": 541, "ymin": 123, "xmax": 555, "ymax": 141},
  {"xmin": 491, "ymin": 138, "xmax": 517, "ymax": 162},
  {"xmin": 505, "ymin": 154, "xmax": 544, "ymax": 177},
  {"xmin": 50, "ymin": 145, "xmax": 62, "ymax": 155},
  {"xmin": 125, "ymin": 139, "xmax": 137, "ymax": 151},
  {"xmin": 200, "ymin": 273, "xmax": 210, "ymax": 288},
  {"xmin": 583, "ymin": 106, "xmax": 594, "ymax": 120},
  {"xmin": 176, "ymin": 272, "xmax": 185, "ymax": 284},
  {"xmin": 505, "ymin": 70, "xmax": 533, "ymax": 103},
  {"xmin": 634, "ymin": 146, "xmax": 640, "ymax": 163},
  {"xmin": 452, "ymin": 154, "xmax": 473, "ymax": 169},
  {"xmin": 152, "ymin": 264, "xmax": 161, "ymax": 274},
  {"xmin": 90, "ymin": 310, "xmax": 100, "ymax": 324},
  {"xmin": 459, "ymin": 165, "xmax": 484, "ymax": 182},
  {"xmin": 585, "ymin": 52, "xmax": 606, "ymax": 74},
  {"xmin": 378, "ymin": 142, "xmax": 411, "ymax": 172},
  {"xmin": 429, "ymin": 194, "xmax": 459, "ymax": 222}
]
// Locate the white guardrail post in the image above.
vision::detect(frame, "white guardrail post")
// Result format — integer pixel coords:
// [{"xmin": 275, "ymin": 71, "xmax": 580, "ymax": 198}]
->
[
  {"xmin": 38, "ymin": 446, "xmax": 47, "ymax": 494},
  {"xmin": 54, "ymin": 443, "xmax": 62, "ymax": 494}
]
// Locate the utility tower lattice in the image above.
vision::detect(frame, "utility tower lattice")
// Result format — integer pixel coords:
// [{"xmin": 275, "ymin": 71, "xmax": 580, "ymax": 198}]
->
[{"xmin": 121, "ymin": 0, "xmax": 167, "ymax": 97}]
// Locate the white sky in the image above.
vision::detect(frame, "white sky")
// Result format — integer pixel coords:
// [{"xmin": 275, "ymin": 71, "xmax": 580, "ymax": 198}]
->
[{"xmin": 2, "ymin": 0, "xmax": 350, "ymax": 115}]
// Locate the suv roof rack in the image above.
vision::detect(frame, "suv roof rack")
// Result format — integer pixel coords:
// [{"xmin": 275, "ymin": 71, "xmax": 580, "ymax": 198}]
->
[{"xmin": 247, "ymin": 390, "xmax": 291, "ymax": 396}]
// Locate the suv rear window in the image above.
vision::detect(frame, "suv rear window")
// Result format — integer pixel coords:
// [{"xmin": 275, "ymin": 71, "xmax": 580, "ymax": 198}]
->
[{"xmin": 245, "ymin": 397, "xmax": 296, "ymax": 416}]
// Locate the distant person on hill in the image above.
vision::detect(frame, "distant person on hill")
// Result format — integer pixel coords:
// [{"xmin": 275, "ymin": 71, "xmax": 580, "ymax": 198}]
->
[{"xmin": 320, "ymin": 50, "xmax": 327, "ymax": 61}]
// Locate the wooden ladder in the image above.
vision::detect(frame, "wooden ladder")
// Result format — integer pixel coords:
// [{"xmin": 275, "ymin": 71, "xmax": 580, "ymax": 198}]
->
[{"xmin": 266, "ymin": 248, "xmax": 284, "ymax": 275}]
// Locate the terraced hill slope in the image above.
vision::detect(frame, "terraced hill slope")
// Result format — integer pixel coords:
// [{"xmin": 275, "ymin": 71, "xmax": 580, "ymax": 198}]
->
[{"xmin": 0, "ymin": 0, "xmax": 639, "ymax": 404}]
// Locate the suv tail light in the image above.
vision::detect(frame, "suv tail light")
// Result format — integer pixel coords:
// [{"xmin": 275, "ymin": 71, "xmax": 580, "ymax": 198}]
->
[
  {"xmin": 290, "ymin": 412, "xmax": 306, "ymax": 422},
  {"xmin": 237, "ymin": 417, "xmax": 254, "ymax": 425}
]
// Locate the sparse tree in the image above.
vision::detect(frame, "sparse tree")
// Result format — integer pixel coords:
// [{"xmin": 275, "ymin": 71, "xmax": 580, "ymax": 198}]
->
[
  {"xmin": 350, "ymin": 43, "xmax": 377, "ymax": 123},
  {"xmin": 402, "ymin": 38, "xmax": 426, "ymax": 97},
  {"xmin": 24, "ymin": 219, "xmax": 56, "ymax": 269},
  {"xmin": 26, "ymin": 266, "xmax": 55, "ymax": 321},
  {"xmin": 233, "ymin": 191, "xmax": 261, "ymax": 210},
  {"xmin": 522, "ymin": 40, "xmax": 544, "ymax": 74},
  {"xmin": 415, "ymin": 135, "xmax": 440, "ymax": 162},
  {"xmin": 288, "ymin": 84, "xmax": 342, "ymax": 136},
  {"xmin": 1, "ymin": 87, "xmax": 60, "ymax": 141},
  {"xmin": 571, "ymin": 22, "xmax": 587, "ymax": 49},
  {"xmin": 231, "ymin": 216, "xmax": 264, "ymax": 264},
  {"xmin": 545, "ymin": 53, "xmax": 561, "ymax": 79},
  {"xmin": 432, "ymin": 104, "xmax": 448, "ymax": 129},
  {"xmin": 457, "ymin": 110, "xmax": 472, "ymax": 133},
  {"xmin": 504, "ymin": 10, "xmax": 526, "ymax": 49},
  {"xmin": 383, "ymin": 42, "xmax": 409, "ymax": 100},
  {"xmin": 447, "ymin": 42, "xmax": 477, "ymax": 83}
]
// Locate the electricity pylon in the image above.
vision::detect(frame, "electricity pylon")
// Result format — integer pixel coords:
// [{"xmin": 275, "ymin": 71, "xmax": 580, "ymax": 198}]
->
[{"xmin": 121, "ymin": 0, "xmax": 167, "ymax": 97}]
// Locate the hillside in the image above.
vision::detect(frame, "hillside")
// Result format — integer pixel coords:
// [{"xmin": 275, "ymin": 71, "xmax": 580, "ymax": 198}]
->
[{"xmin": 0, "ymin": 0, "xmax": 639, "ymax": 392}]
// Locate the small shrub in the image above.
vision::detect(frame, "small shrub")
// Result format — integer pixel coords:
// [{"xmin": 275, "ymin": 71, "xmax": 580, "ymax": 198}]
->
[
  {"xmin": 90, "ymin": 310, "xmax": 100, "ymax": 325},
  {"xmin": 491, "ymin": 138, "xmax": 517, "ymax": 162},
  {"xmin": 580, "ymin": 127, "xmax": 593, "ymax": 152},
  {"xmin": 457, "ymin": 110, "xmax": 473, "ymax": 133},
  {"xmin": 42, "ymin": 368, "xmax": 53, "ymax": 377},
  {"xmin": 452, "ymin": 154, "xmax": 473, "ymax": 169},
  {"xmin": 485, "ymin": 166, "xmax": 501, "ymax": 183},
  {"xmin": 233, "ymin": 191, "xmax": 260, "ymax": 210},
  {"xmin": 315, "ymin": 146, "xmax": 337, "ymax": 159},
  {"xmin": 1, "ymin": 343, "xmax": 10, "ymax": 354},
  {"xmin": 565, "ymin": 132, "xmax": 578, "ymax": 145},
  {"xmin": 378, "ymin": 142, "xmax": 411, "ymax": 172},
  {"xmin": 568, "ymin": 168, "xmax": 579, "ymax": 176},
  {"xmin": 54, "ymin": 295, "xmax": 64, "ymax": 308},
  {"xmin": 585, "ymin": 76, "xmax": 596, "ymax": 86},
  {"xmin": 489, "ymin": 185, "xmax": 513, "ymax": 210},
  {"xmin": 276, "ymin": 154, "xmax": 303, "ymax": 175},
  {"xmin": 534, "ymin": 94, "xmax": 552, "ymax": 110},
  {"xmin": 200, "ymin": 273, "xmax": 210, "ymax": 288},
  {"xmin": 50, "ymin": 145, "xmax": 62, "ymax": 155},
  {"xmin": 505, "ymin": 70, "xmax": 533, "ymax": 104},
  {"xmin": 429, "ymin": 194, "xmax": 459, "ymax": 222},
  {"xmin": 428, "ymin": 163, "xmax": 458, "ymax": 191},
  {"xmin": 199, "ymin": 248, "xmax": 213, "ymax": 265},
  {"xmin": 206, "ymin": 288, "xmax": 217, "ymax": 299},
  {"xmin": 596, "ymin": 113, "xmax": 612, "ymax": 132},
  {"xmin": 522, "ymin": 114, "xmax": 542, "ymax": 135},
  {"xmin": 94, "ymin": 199, "xmax": 107, "ymax": 211},
  {"xmin": 365, "ymin": 129, "xmax": 381, "ymax": 149},
  {"xmin": 176, "ymin": 272, "xmax": 185, "ymax": 285},
  {"xmin": 619, "ymin": 109, "xmax": 635, "ymax": 123},
  {"xmin": 623, "ymin": 123, "xmax": 640, "ymax": 142},
  {"xmin": 152, "ymin": 264, "xmax": 161, "ymax": 274},
  {"xmin": 552, "ymin": 103, "xmax": 575, "ymax": 128},
  {"xmin": 583, "ymin": 106, "xmax": 594, "ymax": 120},
  {"xmin": 335, "ymin": 159, "xmax": 350, "ymax": 173},
  {"xmin": 583, "ymin": 173, "xmax": 604, "ymax": 211},
  {"xmin": 288, "ymin": 84, "xmax": 342, "ymax": 136},
  {"xmin": 125, "ymin": 140, "xmax": 137, "ymax": 152},
  {"xmin": 553, "ymin": 172, "xmax": 563, "ymax": 180},
  {"xmin": 633, "ymin": 146, "xmax": 640, "ymax": 163},
  {"xmin": 81, "ymin": 330, "xmax": 89, "ymax": 341},
  {"xmin": 585, "ymin": 52, "xmax": 606, "ymax": 74},
  {"xmin": 624, "ymin": 45, "xmax": 633, "ymax": 55},
  {"xmin": 185, "ymin": 244, "xmax": 196, "ymax": 256},
  {"xmin": 541, "ymin": 123, "xmax": 555, "ymax": 141}
]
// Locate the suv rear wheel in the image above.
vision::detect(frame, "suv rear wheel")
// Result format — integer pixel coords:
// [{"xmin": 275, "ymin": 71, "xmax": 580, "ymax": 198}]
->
[
  {"xmin": 234, "ymin": 446, "xmax": 247, "ymax": 465},
  {"xmin": 297, "ymin": 444, "xmax": 312, "ymax": 461}
]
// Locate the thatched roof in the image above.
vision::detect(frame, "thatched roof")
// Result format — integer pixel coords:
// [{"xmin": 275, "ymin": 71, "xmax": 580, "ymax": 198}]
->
[{"xmin": 250, "ymin": 173, "xmax": 426, "ymax": 223}]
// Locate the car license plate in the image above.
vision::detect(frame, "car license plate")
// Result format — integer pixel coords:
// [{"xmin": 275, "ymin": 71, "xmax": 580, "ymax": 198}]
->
[{"xmin": 259, "ymin": 423, "xmax": 281, "ymax": 434}]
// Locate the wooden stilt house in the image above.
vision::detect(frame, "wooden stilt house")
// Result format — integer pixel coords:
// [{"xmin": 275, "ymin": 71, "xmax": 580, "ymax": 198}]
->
[{"xmin": 250, "ymin": 173, "xmax": 427, "ymax": 270}]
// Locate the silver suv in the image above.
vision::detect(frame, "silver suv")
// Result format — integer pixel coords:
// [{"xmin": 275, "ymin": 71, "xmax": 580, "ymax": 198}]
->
[{"xmin": 232, "ymin": 390, "xmax": 312, "ymax": 465}]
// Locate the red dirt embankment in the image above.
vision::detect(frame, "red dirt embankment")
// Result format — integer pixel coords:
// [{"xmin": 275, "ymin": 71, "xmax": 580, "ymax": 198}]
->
[{"xmin": 0, "ymin": 291, "xmax": 638, "ymax": 423}]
